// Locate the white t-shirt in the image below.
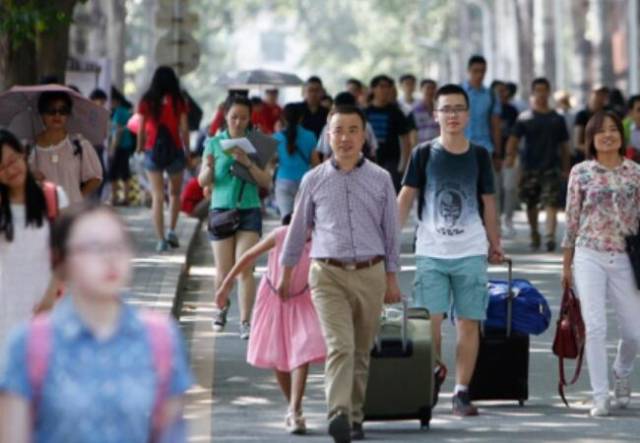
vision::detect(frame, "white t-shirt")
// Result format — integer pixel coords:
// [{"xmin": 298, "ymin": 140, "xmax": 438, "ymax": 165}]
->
[
  {"xmin": 403, "ymin": 141, "xmax": 495, "ymax": 259},
  {"xmin": 0, "ymin": 187, "xmax": 68, "ymax": 347}
]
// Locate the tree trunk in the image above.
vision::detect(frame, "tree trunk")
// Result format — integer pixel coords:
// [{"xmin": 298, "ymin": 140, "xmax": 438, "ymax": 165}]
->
[
  {"xmin": 542, "ymin": 0, "xmax": 556, "ymax": 86},
  {"xmin": 36, "ymin": 0, "xmax": 80, "ymax": 83},
  {"xmin": 515, "ymin": 0, "xmax": 534, "ymax": 99},
  {"xmin": 590, "ymin": 0, "xmax": 613, "ymax": 86},
  {"xmin": 0, "ymin": 0, "xmax": 39, "ymax": 89},
  {"xmin": 572, "ymin": 0, "xmax": 591, "ymax": 103},
  {"xmin": 104, "ymin": 0, "xmax": 127, "ymax": 89}
]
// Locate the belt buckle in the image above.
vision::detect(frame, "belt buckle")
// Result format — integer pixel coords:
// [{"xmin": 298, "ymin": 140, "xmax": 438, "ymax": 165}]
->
[{"xmin": 344, "ymin": 263, "xmax": 357, "ymax": 271}]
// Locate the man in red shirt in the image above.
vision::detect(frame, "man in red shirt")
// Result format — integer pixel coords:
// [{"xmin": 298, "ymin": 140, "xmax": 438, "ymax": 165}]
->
[{"xmin": 260, "ymin": 89, "xmax": 282, "ymax": 134}]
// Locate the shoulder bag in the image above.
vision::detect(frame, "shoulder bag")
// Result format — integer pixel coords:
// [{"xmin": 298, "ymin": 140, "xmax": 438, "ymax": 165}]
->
[{"xmin": 207, "ymin": 181, "xmax": 246, "ymax": 238}]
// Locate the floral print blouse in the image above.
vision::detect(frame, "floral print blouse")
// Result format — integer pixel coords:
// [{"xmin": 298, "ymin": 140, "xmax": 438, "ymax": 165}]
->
[{"xmin": 562, "ymin": 159, "xmax": 640, "ymax": 252}]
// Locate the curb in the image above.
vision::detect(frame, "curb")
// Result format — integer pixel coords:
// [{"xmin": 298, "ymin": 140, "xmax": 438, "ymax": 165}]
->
[{"xmin": 171, "ymin": 218, "xmax": 203, "ymax": 319}]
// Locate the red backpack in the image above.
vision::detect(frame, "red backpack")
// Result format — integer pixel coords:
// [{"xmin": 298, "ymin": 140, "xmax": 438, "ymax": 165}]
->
[{"xmin": 26, "ymin": 310, "xmax": 174, "ymax": 439}]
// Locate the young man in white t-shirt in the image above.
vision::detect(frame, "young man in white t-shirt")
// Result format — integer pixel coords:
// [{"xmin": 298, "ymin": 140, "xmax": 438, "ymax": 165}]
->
[{"xmin": 397, "ymin": 84, "xmax": 503, "ymax": 417}]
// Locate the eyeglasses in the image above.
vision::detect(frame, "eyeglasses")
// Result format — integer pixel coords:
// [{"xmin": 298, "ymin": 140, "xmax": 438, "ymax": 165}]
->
[
  {"xmin": 436, "ymin": 107, "xmax": 468, "ymax": 115},
  {"xmin": 43, "ymin": 107, "xmax": 71, "ymax": 116}
]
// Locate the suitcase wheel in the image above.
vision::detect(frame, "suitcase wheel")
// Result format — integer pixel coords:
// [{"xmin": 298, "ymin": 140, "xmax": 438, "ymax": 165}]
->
[
  {"xmin": 419, "ymin": 407, "xmax": 431, "ymax": 430},
  {"xmin": 518, "ymin": 400, "xmax": 525, "ymax": 407}
]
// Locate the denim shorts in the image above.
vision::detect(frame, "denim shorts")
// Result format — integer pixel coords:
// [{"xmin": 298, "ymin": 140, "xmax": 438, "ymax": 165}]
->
[
  {"xmin": 413, "ymin": 255, "xmax": 489, "ymax": 320},
  {"xmin": 143, "ymin": 150, "xmax": 186, "ymax": 175},
  {"xmin": 207, "ymin": 207, "xmax": 262, "ymax": 242}
]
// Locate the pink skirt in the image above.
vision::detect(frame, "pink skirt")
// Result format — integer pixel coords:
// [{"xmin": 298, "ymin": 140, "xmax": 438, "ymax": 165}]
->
[{"xmin": 247, "ymin": 277, "xmax": 326, "ymax": 372}]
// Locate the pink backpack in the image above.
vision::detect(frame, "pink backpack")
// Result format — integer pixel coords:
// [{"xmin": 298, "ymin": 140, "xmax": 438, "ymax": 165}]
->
[
  {"xmin": 41, "ymin": 181, "xmax": 59, "ymax": 222},
  {"xmin": 26, "ymin": 311, "xmax": 173, "ymax": 438}
]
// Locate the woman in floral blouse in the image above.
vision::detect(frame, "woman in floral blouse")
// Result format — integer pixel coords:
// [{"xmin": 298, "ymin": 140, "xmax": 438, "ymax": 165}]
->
[{"xmin": 562, "ymin": 110, "xmax": 640, "ymax": 417}]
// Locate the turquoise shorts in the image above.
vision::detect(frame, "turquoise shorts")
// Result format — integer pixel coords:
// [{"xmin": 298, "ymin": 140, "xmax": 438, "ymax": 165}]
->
[{"xmin": 413, "ymin": 255, "xmax": 489, "ymax": 320}]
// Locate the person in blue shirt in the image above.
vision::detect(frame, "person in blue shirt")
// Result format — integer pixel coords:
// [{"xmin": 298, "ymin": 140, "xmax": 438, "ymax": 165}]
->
[
  {"xmin": 0, "ymin": 202, "xmax": 193, "ymax": 443},
  {"xmin": 462, "ymin": 54, "xmax": 503, "ymax": 221},
  {"xmin": 273, "ymin": 103, "xmax": 319, "ymax": 223}
]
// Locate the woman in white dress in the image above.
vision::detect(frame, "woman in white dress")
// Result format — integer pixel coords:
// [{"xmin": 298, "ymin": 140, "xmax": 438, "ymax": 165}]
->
[{"xmin": 0, "ymin": 130, "xmax": 67, "ymax": 346}]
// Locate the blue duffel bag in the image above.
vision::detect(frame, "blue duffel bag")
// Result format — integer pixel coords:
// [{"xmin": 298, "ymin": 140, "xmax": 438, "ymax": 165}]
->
[{"xmin": 484, "ymin": 279, "xmax": 551, "ymax": 335}]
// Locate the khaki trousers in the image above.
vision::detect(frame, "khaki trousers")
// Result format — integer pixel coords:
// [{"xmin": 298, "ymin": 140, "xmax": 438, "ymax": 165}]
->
[{"xmin": 309, "ymin": 260, "xmax": 386, "ymax": 424}]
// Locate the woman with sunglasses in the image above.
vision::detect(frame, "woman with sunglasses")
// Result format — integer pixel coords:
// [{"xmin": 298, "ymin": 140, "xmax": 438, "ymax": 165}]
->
[{"xmin": 31, "ymin": 91, "xmax": 103, "ymax": 205}]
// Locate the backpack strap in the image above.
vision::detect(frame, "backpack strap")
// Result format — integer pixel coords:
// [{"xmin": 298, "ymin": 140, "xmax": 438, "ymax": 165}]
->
[
  {"xmin": 27, "ymin": 314, "xmax": 53, "ymax": 412},
  {"xmin": 415, "ymin": 142, "xmax": 432, "ymax": 221},
  {"xmin": 71, "ymin": 137, "xmax": 84, "ymax": 158},
  {"xmin": 140, "ymin": 311, "xmax": 174, "ymax": 439},
  {"xmin": 41, "ymin": 181, "xmax": 59, "ymax": 221},
  {"xmin": 473, "ymin": 144, "xmax": 488, "ymax": 221}
]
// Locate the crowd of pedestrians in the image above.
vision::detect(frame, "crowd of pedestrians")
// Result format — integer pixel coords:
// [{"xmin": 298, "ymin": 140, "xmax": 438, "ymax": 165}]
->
[{"xmin": 2, "ymin": 54, "xmax": 640, "ymax": 443}]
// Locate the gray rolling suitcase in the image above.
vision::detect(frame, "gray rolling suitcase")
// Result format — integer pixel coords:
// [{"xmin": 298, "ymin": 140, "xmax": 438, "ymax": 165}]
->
[{"xmin": 363, "ymin": 300, "xmax": 435, "ymax": 429}]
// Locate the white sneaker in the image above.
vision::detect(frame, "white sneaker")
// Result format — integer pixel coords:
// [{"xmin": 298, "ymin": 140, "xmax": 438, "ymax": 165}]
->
[
  {"xmin": 589, "ymin": 398, "xmax": 610, "ymax": 417},
  {"xmin": 614, "ymin": 373, "xmax": 631, "ymax": 409},
  {"xmin": 239, "ymin": 321, "xmax": 250, "ymax": 340},
  {"xmin": 285, "ymin": 411, "xmax": 306, "ymax": 435}
]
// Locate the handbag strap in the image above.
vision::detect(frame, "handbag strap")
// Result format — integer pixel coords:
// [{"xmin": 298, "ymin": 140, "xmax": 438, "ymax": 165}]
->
[{"xmin": 558, "ymin": 346, "xmax": 585, "ymax": 407}]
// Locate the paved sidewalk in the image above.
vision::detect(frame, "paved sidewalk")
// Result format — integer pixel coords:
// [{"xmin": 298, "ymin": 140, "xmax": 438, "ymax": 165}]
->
[
  {"xmin": 180, "ymin": 211, "xmax": 640, "ymax": 442},
  {"xmin": 118, "ymin": 207, "xmax": 200, "ymax": 316}
]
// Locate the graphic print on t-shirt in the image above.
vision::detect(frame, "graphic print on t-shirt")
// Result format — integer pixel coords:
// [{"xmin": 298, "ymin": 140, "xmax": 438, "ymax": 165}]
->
[{"xmin": 435, "ymin": 182, "xmax": 468, "ymax": 236}]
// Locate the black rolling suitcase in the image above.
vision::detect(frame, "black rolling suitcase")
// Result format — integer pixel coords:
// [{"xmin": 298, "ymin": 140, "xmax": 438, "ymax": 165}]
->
[{"xmin": 469, "ymin": 258, "xmax": 529, "ymax": 406}]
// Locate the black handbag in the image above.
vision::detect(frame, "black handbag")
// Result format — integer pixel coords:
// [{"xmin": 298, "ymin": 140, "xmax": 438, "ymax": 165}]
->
[
  {"xmin": 625, "ymin": 224, "xmax": 640, "ymax": 289},
  {"xmin": 207, "ymin": 181, "xmax": 246, "ymax": 238}
]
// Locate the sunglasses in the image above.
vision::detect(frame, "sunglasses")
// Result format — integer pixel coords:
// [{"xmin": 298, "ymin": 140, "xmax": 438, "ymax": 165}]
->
[{"xmin": 43, "ymin": 107, "xmax": 71, "ymax": 116}]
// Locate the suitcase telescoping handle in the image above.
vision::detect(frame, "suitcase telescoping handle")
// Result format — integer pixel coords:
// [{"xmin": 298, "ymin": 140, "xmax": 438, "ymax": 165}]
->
[
  {"xmin": 374, "ymin": 296, "xmax": 409, "ymax": 353},
  {"xmin": 503, "ymin": 257, "xmax": 514, "ymax": 337}
]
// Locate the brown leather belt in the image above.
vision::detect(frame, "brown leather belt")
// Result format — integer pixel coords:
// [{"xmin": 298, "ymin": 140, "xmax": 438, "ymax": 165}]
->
[{"xmin": 317, "ymin": 256, "xmax": 384, "ymax": 271}]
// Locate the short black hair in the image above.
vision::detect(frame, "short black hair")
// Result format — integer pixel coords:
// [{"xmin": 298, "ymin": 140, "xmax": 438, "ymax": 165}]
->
[
  {"xmin": 490, "ymin": 80, "xmax": 504, "ymax": 92},
  {"xmin": 346, "ymin": 78, "xmax": 363, "ymax": 89},
  {"xmin": 224, "ymin": 95, "xmax": 252, "ymax": 114},
  {"xmin": 435, "ymin": 84, "xmax": 469, "ymax": 108},
  {"xmin": 249, "ymin": 96, "xmax": 263, "ymax": 106},
  {"xmin": 306, "ymin": 76, "xmax": 323, "ymax": 86},
  {"xmin": 334, "ymin": 91, "xmax": 357, "ymax": 106},
  {"xmin": 89, "ymin": 88, "xmax": 108, "ymax": 101},
  {"xmin": 627, "ymin": 94, "xmax": 640, "ymax": 110},
  {"xmin": 467, "ymin": 54, "xmax": 487, "ymax": 69},
  {"xmin": 531, "ymin": 77, "xmax": 551, "ymax": 91},
  {"xmin": 37, "ymin": 91, "xmax": 73, "ymax": 115},
  {"xmin": 331, "ymin": 105, "xmax": 367, "ymax": 129},
  {"xmin": 505, "ymin": 82, "xmax": 518, "ymax": 97},
  {"xmin": 399, "ymin": 74, "xmax": 416, "ymax": 84},
  {"xmin": 370, "ymin": 74, "xmax": 393, "ymax": 89},
  {"xmin": 420, "ymin": 79, "xmax": 437, "ymax": 89}
]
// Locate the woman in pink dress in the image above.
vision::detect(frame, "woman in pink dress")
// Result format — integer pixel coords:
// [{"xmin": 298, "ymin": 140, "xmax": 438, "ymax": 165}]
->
[{"xmin": 215, "ymin": 224, "xmax": 325, "ymax": 435}]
